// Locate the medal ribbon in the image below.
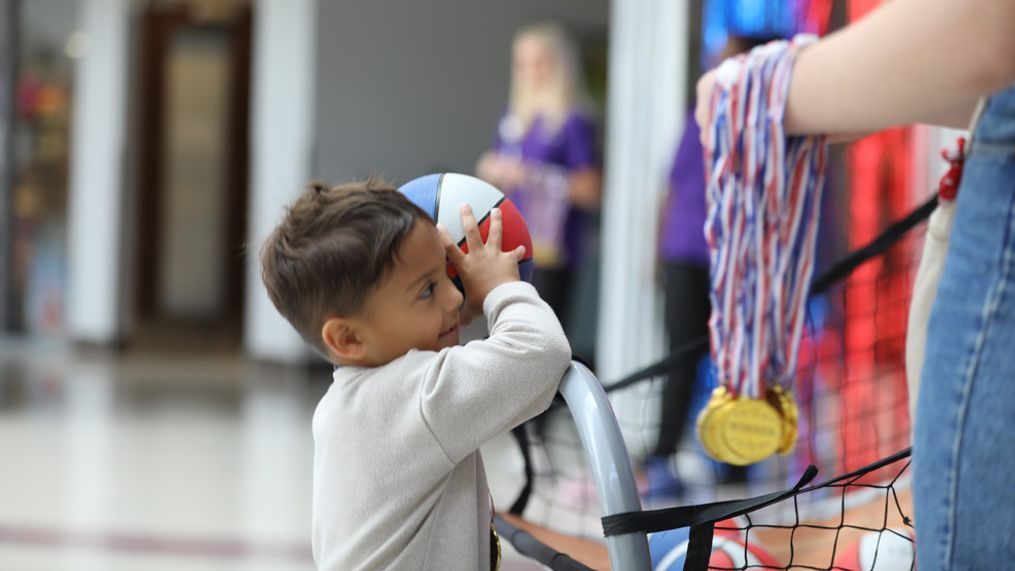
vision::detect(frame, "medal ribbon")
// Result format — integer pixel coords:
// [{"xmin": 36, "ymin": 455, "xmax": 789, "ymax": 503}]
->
[{"xmin": 703, "ymin": 36, "xmax": 828, "ymax": 399}]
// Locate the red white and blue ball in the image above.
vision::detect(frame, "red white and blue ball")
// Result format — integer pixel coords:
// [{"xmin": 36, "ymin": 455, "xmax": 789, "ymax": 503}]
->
[{"xmin": 398, "ymin": 173, "xmax": 534, "ymax": 289}]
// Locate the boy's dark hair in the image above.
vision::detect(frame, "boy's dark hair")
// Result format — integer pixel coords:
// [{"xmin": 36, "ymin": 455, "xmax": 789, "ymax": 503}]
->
[{"xmin": 260, "ymin": 176, "xmax": 431, "ymax": 355}]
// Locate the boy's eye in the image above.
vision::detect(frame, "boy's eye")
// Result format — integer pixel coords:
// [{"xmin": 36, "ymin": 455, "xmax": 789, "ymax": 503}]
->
[{"xmin": 420, "ymin": 282, "xmax": 435, "ymax": 299}]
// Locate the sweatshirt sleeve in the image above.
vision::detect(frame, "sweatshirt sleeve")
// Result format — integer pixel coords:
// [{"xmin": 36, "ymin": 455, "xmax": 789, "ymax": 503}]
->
[{"xmin": 416, "ymin": 281, "xmax": 572, "ymax": 464}]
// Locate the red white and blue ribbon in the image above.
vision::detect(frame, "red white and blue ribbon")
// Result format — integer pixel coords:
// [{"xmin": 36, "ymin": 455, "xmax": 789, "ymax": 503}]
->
[{"xmin": 703, "ymin": 36, "xmax": 828, "ymax": 399}]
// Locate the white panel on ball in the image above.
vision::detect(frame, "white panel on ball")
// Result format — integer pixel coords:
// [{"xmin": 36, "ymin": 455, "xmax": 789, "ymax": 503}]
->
[{"xmin": 435, "ymin": 173, "xmax": 504, "ymax": 242}]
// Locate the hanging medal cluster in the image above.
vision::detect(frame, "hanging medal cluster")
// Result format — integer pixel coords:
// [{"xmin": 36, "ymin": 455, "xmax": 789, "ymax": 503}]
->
[{"xmin": 697, "ymin": 36, "xmax": 828, "ymax": 466}]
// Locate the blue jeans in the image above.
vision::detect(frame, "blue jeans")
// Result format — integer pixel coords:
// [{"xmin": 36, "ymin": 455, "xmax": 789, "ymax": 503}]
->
[{"xmin": 914, "ymin": 86, "xmax": 1015, "ymax": 569}]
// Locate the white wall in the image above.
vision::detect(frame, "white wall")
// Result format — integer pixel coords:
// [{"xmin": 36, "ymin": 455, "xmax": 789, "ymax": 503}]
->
[
  {"xmin": 311, "ymin": 0, "xmax": 608, "ymax": 185},
  {"xmin": 598, "ymin": 0, "xmax": 688, "ymax": 391},
  {"xmin": 67, "ymin": 0, "xmax": 130, "ymax": 343},
  {"xmin": 243, "ymin": 0, "xmax": 318, "ymax": 361}
]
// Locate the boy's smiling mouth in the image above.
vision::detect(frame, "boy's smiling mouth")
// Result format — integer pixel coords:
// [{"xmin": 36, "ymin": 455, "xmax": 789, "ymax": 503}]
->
[{"xmin": 438, "ymin": 323, "xmax": 459, "ymax": 338}]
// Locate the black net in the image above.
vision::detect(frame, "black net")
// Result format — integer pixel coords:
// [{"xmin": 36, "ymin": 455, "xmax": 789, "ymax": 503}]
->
[
  {"xmin": 493, "ymin": 198, "xmax": 932, "ymax": 570},
  {"xmin": 703, "ymin": 449, "xmax": 913, "ymax": 570}
]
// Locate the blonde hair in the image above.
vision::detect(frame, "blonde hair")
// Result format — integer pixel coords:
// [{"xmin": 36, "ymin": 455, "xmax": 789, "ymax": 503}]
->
[{"xmin": 508, "ymin": 21, "xmax": 587, "ymax": 137}]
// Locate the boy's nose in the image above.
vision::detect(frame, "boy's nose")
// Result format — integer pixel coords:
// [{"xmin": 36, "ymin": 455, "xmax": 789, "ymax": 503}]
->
[{"xmin": 447, "ymin": 282, "xmax": 464, "ymax": 310}]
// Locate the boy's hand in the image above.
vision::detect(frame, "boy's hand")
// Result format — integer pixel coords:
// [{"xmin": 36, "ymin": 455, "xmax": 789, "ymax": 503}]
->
[{"xmin": 440, "ymin": 205, "xmax": 526, "ymax": 320}]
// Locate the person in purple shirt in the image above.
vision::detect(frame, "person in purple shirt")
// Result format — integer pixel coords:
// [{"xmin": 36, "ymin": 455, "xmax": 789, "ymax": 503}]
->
[
  {"xmin": 645, "ymin": 34, "xmax": 782, "ymax": 501},
  {"xmin": 476, "ymin": 21, "xmax": 602, "ymax": 335}
]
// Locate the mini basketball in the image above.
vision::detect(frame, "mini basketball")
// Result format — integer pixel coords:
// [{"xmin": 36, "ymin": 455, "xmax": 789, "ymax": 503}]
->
[
  {"xmin": 649, "ymin": 525, "xmax": 779, "ymax": 570},
  {"xmin": 834, "ymin": 528, "xmax": 916, "ymax": 571},
  {"xmin": 398, "ymin": 173, "xmax": 534, "ymax": 288}
]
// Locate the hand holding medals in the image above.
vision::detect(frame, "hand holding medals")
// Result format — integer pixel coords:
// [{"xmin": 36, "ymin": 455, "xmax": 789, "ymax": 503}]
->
[{"xmin": 697, "ymin": 37, "xmax": 827, "ymax": 466}]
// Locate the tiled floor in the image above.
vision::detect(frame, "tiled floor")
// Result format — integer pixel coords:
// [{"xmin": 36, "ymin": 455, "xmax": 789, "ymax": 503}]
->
[{"xmin": 0, "ymin": 337, "xmax": 542, "ymax": 570}]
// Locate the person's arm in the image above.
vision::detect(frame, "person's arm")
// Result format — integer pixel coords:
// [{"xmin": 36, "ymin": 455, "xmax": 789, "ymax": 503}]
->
[
  {"xmin": 562, "ymin": 112, "xmax": 603, "ymax": 209},
  {"xmin": 417, "ymin": 207, "xmax": 571, "ymax": 463},
  {"xmin": 477, "ymin": 114, "xmax": 527, "ymax": 190},
  {"xmin": 568, "ymin": 168, "xmax": 602, "ymax": 210},
  {"xmin": 924, "ymin": 100, "xmax": 980, "ymax": 131},
  {"xmin": 478, "ymin": 151, "xmax": 528, "ymax": 192},
  {"xmin": 476, "ymin": 150, "xmax": 497, "ymax": 181},
  {"xmin": 417, "ymin": 281, "xmax": 571, "ymax": 463},
  {"xmin": 696, "ymin": 0, "xmax": 1015, "ymax": 136},
  {"xmin": 783, "ymin": 0, "xmax": 1015, "ymax": 135}
]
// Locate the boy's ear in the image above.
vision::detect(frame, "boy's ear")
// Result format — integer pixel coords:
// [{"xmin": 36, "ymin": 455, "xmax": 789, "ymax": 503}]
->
[{"xmin": 321, "ymin": 317, "xmax": 366, "ymax": 362}]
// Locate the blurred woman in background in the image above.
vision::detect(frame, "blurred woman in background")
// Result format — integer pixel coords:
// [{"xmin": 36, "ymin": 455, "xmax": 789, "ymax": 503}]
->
[{"xmin": 477, "ymin": 22, "xmax": 602, "ymax": 342}]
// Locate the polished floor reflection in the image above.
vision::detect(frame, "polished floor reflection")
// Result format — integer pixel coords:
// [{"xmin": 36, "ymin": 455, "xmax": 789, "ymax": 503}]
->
[{"xmin": 0, "ymin": 338, "xmax": 540, "ymax": 570}]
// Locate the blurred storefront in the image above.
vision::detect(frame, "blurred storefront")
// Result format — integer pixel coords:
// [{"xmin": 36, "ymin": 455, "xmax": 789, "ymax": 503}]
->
[
  {"xmin": 1, "ymin": 0, "xmax": 255, "ymax": 351},
  {"xmin": 1, "ymin": 0, "xmax": 78, "ymax": 337}
]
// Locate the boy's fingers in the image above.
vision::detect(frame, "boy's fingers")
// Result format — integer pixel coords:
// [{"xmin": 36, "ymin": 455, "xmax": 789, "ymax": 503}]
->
[
  {"xmin": 487, "ymin": 208, "xmax": 503, "ymax": 250},
  {"xmin": 510, "ymin": 245, "xmax": 526, "ymax": 262},
  {"xmin": 460, "ymin": 205, "xmax": 483, "ymax": 252}
]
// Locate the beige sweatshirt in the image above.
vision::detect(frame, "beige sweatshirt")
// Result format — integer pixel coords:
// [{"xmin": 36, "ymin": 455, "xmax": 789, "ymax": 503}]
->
[{"xmin": 311, "ymin": 282, "xmax": 571, "ymax": 570}]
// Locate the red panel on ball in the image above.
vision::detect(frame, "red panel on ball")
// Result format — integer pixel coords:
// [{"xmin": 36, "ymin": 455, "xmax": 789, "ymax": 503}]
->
[{"xmin": 447, "ymin": 197, "xmax": 532, "ymax": 280}]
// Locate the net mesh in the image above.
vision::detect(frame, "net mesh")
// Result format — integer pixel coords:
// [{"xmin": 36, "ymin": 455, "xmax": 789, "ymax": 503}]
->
[
  {"xmin": 708, "ymin": 450, "xmax": 913, "ymax": 570},
  {"xmin": 492, "ymin": 209, "xmax": 925, "ymax": 569}
]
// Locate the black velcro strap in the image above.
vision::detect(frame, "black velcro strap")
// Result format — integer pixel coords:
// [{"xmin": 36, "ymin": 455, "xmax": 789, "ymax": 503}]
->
[
  {"xmin": 684, "ymin": 522, "xmax": 715, "ymax": 571},
  {"xmin": 601, "ymin": 465, "xmax": 818, "ymax": 537},
  {"xmin": 601, "ymin": 338, "xmax": 709, "ymax": 394},
  {"xmin": 811, "ymin": 195, "xmax": 937, "ymax": 294}
]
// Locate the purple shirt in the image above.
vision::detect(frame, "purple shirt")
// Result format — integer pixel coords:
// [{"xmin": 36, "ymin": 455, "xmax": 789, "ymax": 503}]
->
[
  {"xmin": 494, "ymin": 109, "xmax": 600, "ymax": 268},
  {"xmin": 660, "ymin": 111, "xmax": 709, "ymax": 266}
]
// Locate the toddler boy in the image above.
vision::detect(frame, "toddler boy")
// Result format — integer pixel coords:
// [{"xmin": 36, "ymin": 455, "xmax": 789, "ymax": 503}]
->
[{"xmin": 259, "ymin": 178, "xmax": 571, "ymax": 569}]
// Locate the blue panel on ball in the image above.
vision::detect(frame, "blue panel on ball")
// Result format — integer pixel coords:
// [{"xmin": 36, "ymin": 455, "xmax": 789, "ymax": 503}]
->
[
  {"xmin": 517, "ymin": 259, "xmax": 535, "ymax": 284},
  {"xmin": 398, "ymin": 173, "xmax": 442, "ymax": 220}
]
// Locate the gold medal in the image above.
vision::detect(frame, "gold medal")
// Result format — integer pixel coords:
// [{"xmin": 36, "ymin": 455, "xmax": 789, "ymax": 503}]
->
[
  {"xmin": 715, "ymin": 397, "xmax": 783, "ymax": 466},
  {"xmin": 698, "ymin": 386, "xmax": 796, "ymax": 465},
  {"xmin": 707, "ymin": 397, "xmax": 744, "ymax": 464},
  {"xmin": 767, "ymin": 386, "xmax": 799, "ymax": 455},
  {"xmin": 696, "ymin": 387, "xmax": 733, "ymax": 461},
  {"xmin": 709, "ymin": 401, "xmax": 752, "ymax": 465}
]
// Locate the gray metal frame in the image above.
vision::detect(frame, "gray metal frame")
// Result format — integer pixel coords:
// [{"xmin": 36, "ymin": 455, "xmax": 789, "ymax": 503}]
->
[{"xmin": 558, "ymin": 360, "xmax": 652, "ymax": 570}]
